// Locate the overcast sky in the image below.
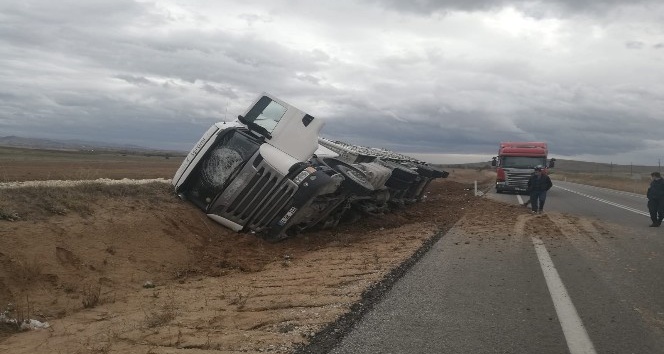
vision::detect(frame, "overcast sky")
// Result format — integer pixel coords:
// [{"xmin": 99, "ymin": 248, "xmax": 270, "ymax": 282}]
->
[{"xmin": 1, "ymin": 0, "xmax": 663, "ymax": 164}]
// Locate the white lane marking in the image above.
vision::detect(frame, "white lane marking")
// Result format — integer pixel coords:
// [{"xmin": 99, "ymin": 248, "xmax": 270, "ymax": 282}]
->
[
  {"xmin": 554, "ymin": 185, "xmax": 650, "ymax": 217},
  {"xmin": 532, "ymin": 237, "xmax": 597, "ymax": 354},
  {"xmin": 516, "ymin": 194, "xmax": 524, "ymax": 205}
]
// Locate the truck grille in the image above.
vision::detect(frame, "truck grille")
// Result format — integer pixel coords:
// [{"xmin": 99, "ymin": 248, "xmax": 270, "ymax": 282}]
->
[
  {"xmin": 211, "ymin": 155, "xmax": 297, "ymax": 231},
  {"xmin": 505, "ymin": 170, "xmax": 531, "ymax": 190}
]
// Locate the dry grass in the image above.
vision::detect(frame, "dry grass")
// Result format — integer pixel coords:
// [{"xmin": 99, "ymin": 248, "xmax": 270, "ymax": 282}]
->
[
  {"xmin": 551, "ymin": 172, "xmax": 651, "ymax": 194},
  {"xmin": 0, "ymin": 208, "xmax": 20, "ymax": 221},
  {"xmin": 144, "ymin": 308, "xmax": 176, "ymax": 328},
  {"xmin": 0, "ymin": 182, "xmax": 175, "ymax": 220},
  {"xmin": 440, "ymin": 166, "xmax": 653, "ymax": 196},
  {"xmin": 82, "ymin": 285, "xmax": 102, "ymax": 309},
  {"xmin": 0, "ymin": 146, "xmax": 182, "ymax": 182},
  {"xmin": 0, "ymin": 297, "xmax": 33, "ymax": 335},
  {"xmin": 144, "ymin": 294, "xmax": 177, "ymax": 328},
  {"xmin": 11, "ymin": 257, "xmax": 44, "ymax": 283}
]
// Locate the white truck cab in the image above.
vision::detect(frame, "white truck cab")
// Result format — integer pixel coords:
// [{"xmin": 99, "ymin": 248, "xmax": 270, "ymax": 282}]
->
[{"xmin": 173, "ymin": 93, "xmax": 447, "ymax": 240}]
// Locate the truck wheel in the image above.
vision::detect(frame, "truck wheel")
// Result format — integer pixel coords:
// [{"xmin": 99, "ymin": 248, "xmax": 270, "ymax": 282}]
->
[
  {"xmin": 323, "ymin": 158, "xmax": 374, "ymax": 196},
  {"xmin": 335, "ymin": 164, "xmax": 375, "ymax": 196}
]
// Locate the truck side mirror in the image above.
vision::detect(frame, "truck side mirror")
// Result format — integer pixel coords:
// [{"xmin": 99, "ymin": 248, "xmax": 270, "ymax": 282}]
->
[
  {"xmin": 491, "ymin": 157, "xmax": 497, "ymax": 167},
  {"xmin": 548, "ymin": 158, "xmax": 556, "ymax": 168}
]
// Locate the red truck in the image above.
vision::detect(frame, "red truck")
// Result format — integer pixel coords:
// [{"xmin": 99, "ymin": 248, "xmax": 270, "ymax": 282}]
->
[{"xmin": 491, "ymin": 142, "xmax": 555, "ymax": 194}]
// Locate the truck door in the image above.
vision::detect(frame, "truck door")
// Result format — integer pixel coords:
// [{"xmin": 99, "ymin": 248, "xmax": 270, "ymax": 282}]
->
[{"xmin": 239, "ymin": 93, "xmax": 324, "ymax": 162}]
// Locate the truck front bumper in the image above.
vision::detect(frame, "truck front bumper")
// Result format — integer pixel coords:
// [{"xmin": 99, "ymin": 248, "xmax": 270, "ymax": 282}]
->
[{"xmin": 496, "ymin": 182, "xmax": 528, "ymax": 194}]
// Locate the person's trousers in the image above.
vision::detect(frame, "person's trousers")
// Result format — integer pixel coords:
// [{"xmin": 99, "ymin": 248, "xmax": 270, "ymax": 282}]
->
[
  {"xmin": 530, "ymin": 190, "xmax": 548, "ymax": 212},
  {"xmin": 647, "ymin": 199, "xmax": 664, "ymax": 224}
]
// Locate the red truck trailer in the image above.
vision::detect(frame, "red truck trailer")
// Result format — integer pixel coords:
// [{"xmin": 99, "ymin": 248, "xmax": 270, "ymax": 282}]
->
[{"xmin": 491, "ymin": 142, "xmax": 555, "ymax": 193}]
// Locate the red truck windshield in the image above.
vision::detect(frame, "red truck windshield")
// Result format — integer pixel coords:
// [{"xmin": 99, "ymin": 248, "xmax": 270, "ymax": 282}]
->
[{"xmin": 501, "ymin": 156, "xmax": 546, "ymax": 169}]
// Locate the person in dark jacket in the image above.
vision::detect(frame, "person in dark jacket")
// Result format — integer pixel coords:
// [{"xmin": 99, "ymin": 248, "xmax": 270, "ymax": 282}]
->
[
  {"xmin": 647, "ymin": 172, "xmax": 664, "ymax": 227},
  {"xmin": 522, "ymin": 171, "xmax": 535, "ymax": 207},
  {"xmin": 527, "ymin": 167, "xmax": 553, "ymax": 214}
]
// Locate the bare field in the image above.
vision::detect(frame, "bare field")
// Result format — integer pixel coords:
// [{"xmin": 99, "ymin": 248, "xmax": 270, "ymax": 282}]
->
[
  {"xmin": 0, "ymin": 149, "xmax": 507, "ymax": 353},
  {"xmin": 550, "ymin": 171, "xmax": 650, "ymax": 195},
  {"xmin": 0, "ymin": 146, "xmax": 182, "ymax": 182},
  {"xmin": 452, "ymin": 166, "xmax": 652, "ymax": 195},
  {"xmin": 0, "ymin": 149, "xmax": 637, "ymax": 353}
]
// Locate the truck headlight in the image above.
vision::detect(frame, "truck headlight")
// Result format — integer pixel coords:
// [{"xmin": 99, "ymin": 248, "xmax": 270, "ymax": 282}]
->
[{"xmin": 293, "ymin": 167, "xmax": 316, "ymax": 185}]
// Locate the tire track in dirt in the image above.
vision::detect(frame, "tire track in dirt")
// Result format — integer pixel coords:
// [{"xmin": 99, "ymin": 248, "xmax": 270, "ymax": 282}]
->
[
  {"xmin": 511, "ymin": 214, "xmax": 530, "ymax": 246},
  {"xmin": 91, "ymin": 224, "xmax": 442, "ymax": 353},
  {"xmin": 546, "ymin": 212, "xmax": 611, "ymax": 264}
]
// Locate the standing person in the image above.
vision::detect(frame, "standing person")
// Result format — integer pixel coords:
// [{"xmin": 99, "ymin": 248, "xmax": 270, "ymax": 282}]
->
[
  {"xmin": 527, "ymin": 167, "xmax": 553, "ymax": 214},
  {"xmin": 647, "ymin": 172, "xmax": 664, "ymax": 227},
  {"xmin": 522, "ymin": 170, "xmax": 536, "ymax": 207}
]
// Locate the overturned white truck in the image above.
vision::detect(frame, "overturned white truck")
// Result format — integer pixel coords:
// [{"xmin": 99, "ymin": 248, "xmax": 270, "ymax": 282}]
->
[{"xmin": 172, "ymin": 93, "xmax": 448, "ymax": 240}]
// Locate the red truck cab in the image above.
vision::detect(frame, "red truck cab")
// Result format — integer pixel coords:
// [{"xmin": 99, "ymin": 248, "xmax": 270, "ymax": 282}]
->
[{"xmin": 491, "ymin": 142, "xmax": 555, "ymax": 194}]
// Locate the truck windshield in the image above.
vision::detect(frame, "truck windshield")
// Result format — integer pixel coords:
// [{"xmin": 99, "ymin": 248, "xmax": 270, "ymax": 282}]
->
[
  {"xmin": 501, "ymin": 156, "xmax": 546, "ymax": 169},
  {"xmin": 243, "ymin": 96, "xmax": 287, "ymax": 133}
]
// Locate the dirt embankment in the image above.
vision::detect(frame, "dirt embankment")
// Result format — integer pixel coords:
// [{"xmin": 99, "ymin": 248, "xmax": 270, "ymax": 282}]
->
[{"xmin": 0, "ymin": 169, "xmax": 505, "ymax": 353}]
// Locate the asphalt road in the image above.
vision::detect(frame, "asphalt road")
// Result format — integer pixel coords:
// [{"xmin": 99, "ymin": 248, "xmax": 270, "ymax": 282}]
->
[{"xmin": 329, "ymin": 180, "xmax": 664, "ymax": 354}]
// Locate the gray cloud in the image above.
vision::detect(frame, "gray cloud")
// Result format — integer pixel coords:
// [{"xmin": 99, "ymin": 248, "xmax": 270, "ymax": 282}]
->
[
  {"xmin": 365, "ymin": 0, "xmax": 660, "ymax": 16},
  {"xmin": 114, "ymin": 75, "xmax": 154, "ymax": 86},
  {"xmin": 625, "ymin": 41, "xmax": 645, "ymax": 49},
  {"xmin": 0, "ymin": 0, "xmax": 663, "ymax": 165}
]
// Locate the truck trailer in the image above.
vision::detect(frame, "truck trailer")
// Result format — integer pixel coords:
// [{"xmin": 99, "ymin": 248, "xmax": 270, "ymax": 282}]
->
[
  {"xmin": 491, "ymin": 141, "xmax": 555, "ymax": 194},
  {"xmin": 172, "ymin": 93, "xmax": 448, "ymax": 240}
]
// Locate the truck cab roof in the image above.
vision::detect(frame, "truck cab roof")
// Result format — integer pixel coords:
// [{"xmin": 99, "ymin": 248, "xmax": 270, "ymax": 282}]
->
[{"xmin": 499, "ymin": 141, "xmax": 548, "ymax": 157}]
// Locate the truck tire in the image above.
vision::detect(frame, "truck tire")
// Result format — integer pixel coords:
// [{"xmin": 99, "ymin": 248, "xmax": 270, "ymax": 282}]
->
[
  {"xmin": 335, "ymin": 164, "xmax": 375, "ymax": 196},
  {"xmin": 323, "ymin": 158, "xmax": 374, "ymax": 196}
]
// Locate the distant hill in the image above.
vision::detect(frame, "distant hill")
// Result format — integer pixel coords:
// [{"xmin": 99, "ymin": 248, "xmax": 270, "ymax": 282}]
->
[
  {"xmin": 437, "ymin": 158, "xmax": 661, "ymax": 175},
  {"xmin": 551, "ymin": 159, "xmax": 659, "ymax": 175},
  {"xmin": 436, "ymin": 161, "xmax": 493, "ymax": 170},
  {"xmin": 0, "ymin": 136, "xmax": 184, "ymax": 155}
]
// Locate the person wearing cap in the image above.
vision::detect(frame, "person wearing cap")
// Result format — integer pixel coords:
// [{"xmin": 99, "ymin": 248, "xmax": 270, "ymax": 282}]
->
[
  {"xmin": 526, "ymin": 167, "xmax": 553, "ymax": 214},
  {"xmin": 647, "ymin": 171, "xmax": 664, "ymax": 227}
]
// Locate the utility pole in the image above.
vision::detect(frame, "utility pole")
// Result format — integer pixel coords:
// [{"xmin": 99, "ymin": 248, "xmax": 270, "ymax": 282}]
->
[
  {"xmin": 630, "ymin": 163, "xmax": 633, "ymax": 176},
  {"xmin": 659, "ymin": 158, "xmax": 661, "ymax": 172}
]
